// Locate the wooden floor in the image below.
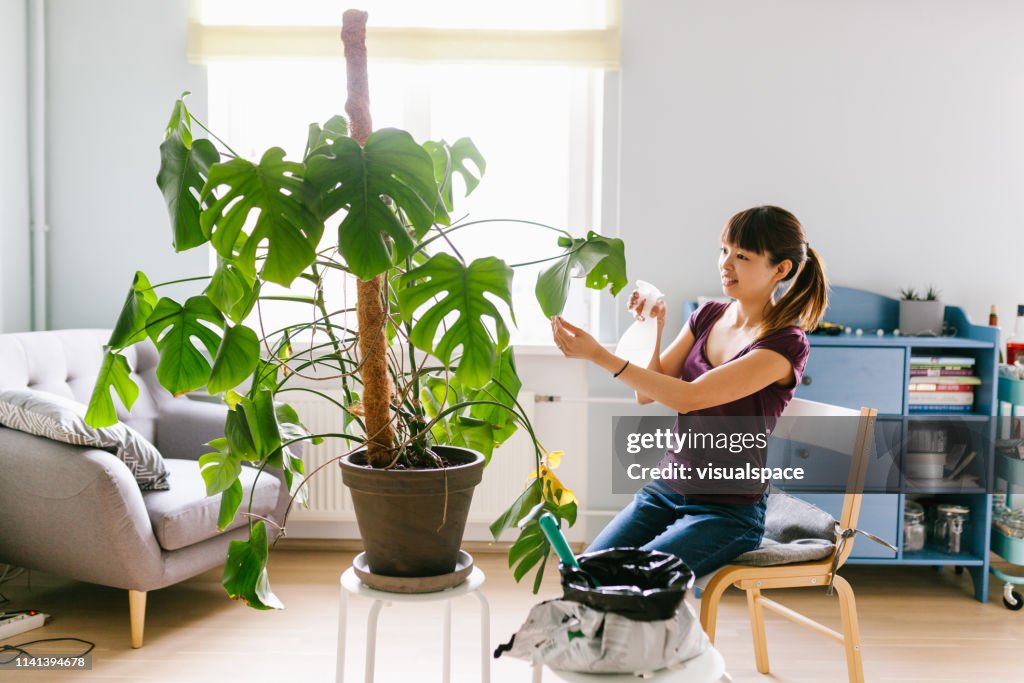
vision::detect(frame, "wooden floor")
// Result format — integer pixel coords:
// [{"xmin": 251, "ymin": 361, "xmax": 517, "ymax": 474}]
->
[{"xmin": 3, "ymin": 551, "xmax": 1023, "ymax": 682}]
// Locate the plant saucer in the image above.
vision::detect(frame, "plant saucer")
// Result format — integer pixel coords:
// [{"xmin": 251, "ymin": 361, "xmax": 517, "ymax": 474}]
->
[{"xmin": 352, "ymin": 550, "xmax": 474, "ymax": 593}]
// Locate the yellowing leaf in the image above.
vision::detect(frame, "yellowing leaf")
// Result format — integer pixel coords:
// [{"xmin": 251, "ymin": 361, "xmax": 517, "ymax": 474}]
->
[
  {"xmin": 526, "ymin": 463, "xmax": 578, "ymax": 507},
  {"xmin": 546, "ymin": 450, "xmax": 565, "ymax": 469}
]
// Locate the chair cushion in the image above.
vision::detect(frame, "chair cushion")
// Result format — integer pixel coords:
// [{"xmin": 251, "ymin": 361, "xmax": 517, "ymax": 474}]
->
[
  {"xmin": 0, "ymin": 388, "xmax": 170, "ymax": 490},
  {"xmin": 143, "ymin": 458, "xmax": 281, "ymax": 551},
  {"xmin": 731, "ymin": 491, "xmax": 837, "ymax": 566}
]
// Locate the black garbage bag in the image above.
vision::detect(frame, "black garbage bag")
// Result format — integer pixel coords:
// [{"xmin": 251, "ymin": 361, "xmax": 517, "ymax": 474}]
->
[{"xmin": 560, "ymin": 548, "xmax": 694, "ymax": 622}]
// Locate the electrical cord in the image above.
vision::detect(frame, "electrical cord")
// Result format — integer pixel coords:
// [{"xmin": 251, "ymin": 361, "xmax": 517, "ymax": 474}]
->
[
  {"xmin": 0, "ymin": 565, "xmax": 25, "ymax": 586},
  {"xmin": 0, "ymin": 637, "xmax": 96, "ymax": 665},
  {"xmin": 0, "ymin": 564, "xmax": 94, "ymax": 665},
  {"xmin": 0, "ymin": 564, "xmax": 32, "ymax": 606}
]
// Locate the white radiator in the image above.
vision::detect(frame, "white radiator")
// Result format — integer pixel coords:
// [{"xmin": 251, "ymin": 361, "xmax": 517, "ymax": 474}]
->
[
  {"xmin": 468, "ymin": 391, "xmax": 537, "ymax": 522},
  {"xmin": 286, "ymin": 390, "xmax": 354, "ymax": 522},
  {"xmin": 284, "ymin": 390, "xmax": 538, "ymax": 525}
]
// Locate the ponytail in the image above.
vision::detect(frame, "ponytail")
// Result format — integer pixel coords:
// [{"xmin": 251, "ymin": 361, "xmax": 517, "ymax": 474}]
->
[{"xmin": 761, "ymin": 246, "xmax": 829, "ymax": 338}]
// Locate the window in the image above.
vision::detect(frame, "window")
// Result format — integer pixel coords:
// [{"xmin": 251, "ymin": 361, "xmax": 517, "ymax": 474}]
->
[{"xmin": 195, "ymin": 1, "xmax": 619, "ymax": 344}]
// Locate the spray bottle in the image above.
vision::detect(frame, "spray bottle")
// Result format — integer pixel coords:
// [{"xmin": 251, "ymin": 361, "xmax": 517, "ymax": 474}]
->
[{"xmin": 614, "ymin": 280, "xmax": 665, "ymax": 367}]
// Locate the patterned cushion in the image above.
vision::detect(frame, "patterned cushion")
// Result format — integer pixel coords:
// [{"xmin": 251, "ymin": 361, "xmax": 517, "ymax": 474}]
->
[{"xmin": 0, "ymin": 388, "xmax": 170, "ymax": 490}]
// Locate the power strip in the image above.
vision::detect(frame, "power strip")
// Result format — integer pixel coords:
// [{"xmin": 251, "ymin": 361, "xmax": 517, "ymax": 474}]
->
[{"xmin": 0, "ymin": 611, "xmax": 49, "ymax": 640}]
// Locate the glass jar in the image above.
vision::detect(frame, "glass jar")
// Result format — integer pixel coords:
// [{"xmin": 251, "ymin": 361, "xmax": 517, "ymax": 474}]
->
[
  {"xmin": 903, "ymin": 501, "xmax": 926, "ymax": 552},
  {"xmin": 932, "ymin": 504, "xmax": 972, "ymax": 554}
]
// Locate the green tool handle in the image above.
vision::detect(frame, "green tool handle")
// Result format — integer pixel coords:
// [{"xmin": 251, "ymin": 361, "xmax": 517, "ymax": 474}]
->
[{"xmin": 539, "ymin": 512, "xmax": 580, "ymax": 570}]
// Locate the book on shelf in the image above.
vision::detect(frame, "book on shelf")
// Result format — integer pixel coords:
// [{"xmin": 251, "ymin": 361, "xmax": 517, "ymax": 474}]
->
[
  {"xmin": 910, "ymin": 356, "xmax": 976, "ymax": 367},
  {"xmin": 907, "ymin": 391, "xmax": 974, "ymax": 406},
  {"xmin": 907, "ymin": 404, "xmax": 974, "ymax": 413},
  {"xmin": 908, "ymin": 375, "xmax": 980, "ymax": 386},
  {"xmin": 909, "ymin": 367, "xmax": 976, "ymax": 377},
  {"xmin": 908, "ymin": 383, "xmax": 976, "ymax": 392}
]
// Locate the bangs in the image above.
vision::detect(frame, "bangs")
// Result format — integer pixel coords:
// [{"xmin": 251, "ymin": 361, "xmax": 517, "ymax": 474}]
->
[
  {"xmin": 721, "ymin": 208, "xmax": 772, "ymax": 254},
  {"xmin": 721, "ymin": 205, "xmax": 800, "ymax": 255}
]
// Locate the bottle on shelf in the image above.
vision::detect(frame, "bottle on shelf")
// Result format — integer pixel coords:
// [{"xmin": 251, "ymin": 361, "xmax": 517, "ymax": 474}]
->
[
  {"xmin": 1008, "ymin": 304, "xmax": 1024, "ymax": 366},
  {"xmin": 991, "ymin": 304, "xmax": 1005, "ymax": 363}
]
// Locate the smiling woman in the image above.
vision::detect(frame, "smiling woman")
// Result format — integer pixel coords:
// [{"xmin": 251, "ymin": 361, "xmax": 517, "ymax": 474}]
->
[{"xmin": 552, "ymin": 205, "xmax": 829, "ymax": 578}]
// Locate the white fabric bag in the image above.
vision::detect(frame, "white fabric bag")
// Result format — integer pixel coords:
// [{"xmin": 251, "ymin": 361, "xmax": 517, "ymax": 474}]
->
[{"xmin": 496, "ymin": 597, "xmax": 708, "ymax": 676}]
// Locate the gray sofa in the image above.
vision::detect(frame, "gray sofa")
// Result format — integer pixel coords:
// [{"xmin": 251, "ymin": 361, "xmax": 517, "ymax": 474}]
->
[{"xmin": 0, "ymin": 329, "xmax": 290, "ymax": 647}]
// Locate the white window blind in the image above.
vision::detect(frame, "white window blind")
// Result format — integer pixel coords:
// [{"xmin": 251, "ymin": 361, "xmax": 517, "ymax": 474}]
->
[{"xmin": 188, "ymin": 0, "xmax": 621, "ymax": 67}]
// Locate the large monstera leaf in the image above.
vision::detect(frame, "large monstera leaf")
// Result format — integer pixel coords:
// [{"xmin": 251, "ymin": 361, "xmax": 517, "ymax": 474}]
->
[
  {"xmin": 536, "ymin": 231, "xmax": 628, "ymax": 318},
  {"xmin": 156, "ymin": 96, "xmax": 220, "ymax": 252},
  {"xmin": 146, "ymin": 296, "xmax": 225, "ymax": 396},
  {"xmin": 201, "ymin": 148, "xmax": 323, "ymax": 286},
  {"xmin": 306, "ymin": 128, "xmax": 446, "ymax": 280},
  {"xmin": 398, "ymin": 254, "xmax": 514, "ymax": 388}
]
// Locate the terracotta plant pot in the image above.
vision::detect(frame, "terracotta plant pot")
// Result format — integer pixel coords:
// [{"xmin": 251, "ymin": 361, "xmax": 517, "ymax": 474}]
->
[
  {"xmin": 899, "ymin": 300, "xmax": 945, "ymax": 336},
  {"xmin": 339, "ymin": 445, "xmax": 485, "ymax": 578}
]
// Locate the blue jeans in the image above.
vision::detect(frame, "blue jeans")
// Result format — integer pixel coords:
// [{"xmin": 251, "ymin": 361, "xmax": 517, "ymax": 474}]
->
[{"xmin": 587, "ymin": 480, "xmax": 767, "ymax": 577}]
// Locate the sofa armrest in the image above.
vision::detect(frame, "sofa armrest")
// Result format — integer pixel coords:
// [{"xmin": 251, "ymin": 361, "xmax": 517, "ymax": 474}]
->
[{"xmin": 0, "ymin": 427, "xmax": 165, "ymax": 591}]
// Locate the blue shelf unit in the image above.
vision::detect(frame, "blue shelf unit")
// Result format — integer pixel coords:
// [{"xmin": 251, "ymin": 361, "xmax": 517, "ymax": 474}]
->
[{"xmin": 685, "ymin": 286, "xmax": 999, "ymax": 602}]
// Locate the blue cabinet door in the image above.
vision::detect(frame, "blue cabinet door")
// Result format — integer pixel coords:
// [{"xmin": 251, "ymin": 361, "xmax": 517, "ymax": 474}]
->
[
  {"xmin": 796, "ymin": 493, "xmax": 899, "ymax": 559},
  {"xmin": 797, "ymin": 347, "xmax": 905, "ymax": 415}
]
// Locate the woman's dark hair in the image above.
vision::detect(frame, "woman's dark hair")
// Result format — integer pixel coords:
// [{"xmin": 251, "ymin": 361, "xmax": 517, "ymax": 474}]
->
[{"xmin": 722, "ymin": 205, "xmax": 828, "ymax": 337}]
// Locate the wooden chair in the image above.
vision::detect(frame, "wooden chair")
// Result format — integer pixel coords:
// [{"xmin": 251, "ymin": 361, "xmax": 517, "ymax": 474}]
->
[{"xmin": 697, "ymin": 398, "xmax": 879, "ymax": 683}]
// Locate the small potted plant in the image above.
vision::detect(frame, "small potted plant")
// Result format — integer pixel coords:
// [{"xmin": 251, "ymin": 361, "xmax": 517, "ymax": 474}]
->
[
  {"xmin": 898, "ymin": 286, "xmax": 946, "ymax": 336},
  {"xmin": 84, "ymin": 10, "xmax": 626, "ymax": 607}
]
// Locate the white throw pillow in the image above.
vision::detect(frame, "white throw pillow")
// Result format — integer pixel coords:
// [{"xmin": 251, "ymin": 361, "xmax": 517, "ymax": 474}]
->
[{"xmin": 0, "ymin": 388, "xmax": 170, "ymax": 490}]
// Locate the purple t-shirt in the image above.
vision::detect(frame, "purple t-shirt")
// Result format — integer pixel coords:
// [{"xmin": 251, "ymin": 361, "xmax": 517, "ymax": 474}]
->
[{"xmin": 660, "ymin": 300, "xmax": 810, "ymax": 503}]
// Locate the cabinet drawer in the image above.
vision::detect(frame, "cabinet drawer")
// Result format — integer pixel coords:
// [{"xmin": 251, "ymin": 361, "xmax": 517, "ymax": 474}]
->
[
  {"xmin": 797, "ymin": 347, "xmax": 904, "ymax": 414},
  {"xmin": 795, "ymin": 493, "xmax": 899, "ymax": 559}
]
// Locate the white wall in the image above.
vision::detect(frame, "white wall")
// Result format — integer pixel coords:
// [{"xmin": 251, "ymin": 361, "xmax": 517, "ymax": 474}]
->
[
  {"xmin": 617, "ymin": 0, "xmax": 1024, "ymax": 338},
  {"xmin": 0, "ymin": 0, "xmax": 31, "ymax": 333},
  {"xmin": 46, "ymin": 0, "xmax": 208, "ymax": 329}
]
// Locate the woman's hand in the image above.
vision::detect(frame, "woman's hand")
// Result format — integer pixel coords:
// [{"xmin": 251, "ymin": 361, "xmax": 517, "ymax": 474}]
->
[
  {"xmin": 551, "ymin": 316, "xmax": 604, "ymax": 361},
  {"xmin": 628, "ymin": 290, "xmax": 667, "ymax": 336}
]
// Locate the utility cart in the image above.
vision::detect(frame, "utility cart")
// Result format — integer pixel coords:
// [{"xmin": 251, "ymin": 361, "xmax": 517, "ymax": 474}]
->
[{"xmin": 991, "ymin": 374, "xmax": 1024, "ymax": 610}]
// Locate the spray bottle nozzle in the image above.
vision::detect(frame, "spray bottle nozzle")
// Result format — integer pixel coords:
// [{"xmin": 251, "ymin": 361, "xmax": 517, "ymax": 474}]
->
[{"xmin": 632, "ymin": 280, "xmax": 665, "ymax": 319}]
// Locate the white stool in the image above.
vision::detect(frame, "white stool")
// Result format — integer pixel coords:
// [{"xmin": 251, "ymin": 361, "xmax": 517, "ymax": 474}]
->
[
  {"xmin": 533, "ymin": 644, "xmax": 733, "ymax": 682},
  {"xmin": 336, "ymin": 566, "xmax": 490, "ymax": 683}
]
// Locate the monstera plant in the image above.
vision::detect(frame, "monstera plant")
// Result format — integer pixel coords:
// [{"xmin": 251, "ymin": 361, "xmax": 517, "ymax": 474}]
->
[{"xmin": 84, "ymin": 11, "xmax": 627, "ymax": 608}]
